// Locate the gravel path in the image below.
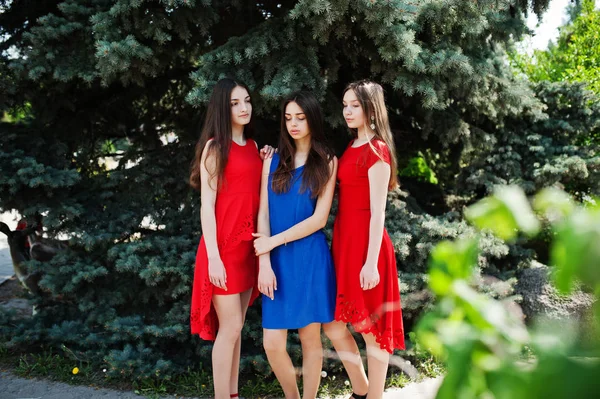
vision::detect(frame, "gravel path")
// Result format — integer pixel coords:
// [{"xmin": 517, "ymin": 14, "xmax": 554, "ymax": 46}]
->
[{"xmin": 0, "ymin": 371, "xmax": 442, "ymax": 399}]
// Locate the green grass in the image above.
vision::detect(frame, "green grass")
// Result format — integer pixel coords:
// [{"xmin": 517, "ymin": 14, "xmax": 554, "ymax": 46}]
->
[
  {"xmin": 414, "ymin": 353, "xmax": 445, "ymax": 378},
  {"xmin": 1, "ymin": 346, "xmax": 130, "ymax": 390},
  {"xmin": 0, "ymin": 343, "xmax": 443, "ymax": 398},
  {"xmin": 386, "ymin": 371, "xmax": 411, "ymax": 388}
]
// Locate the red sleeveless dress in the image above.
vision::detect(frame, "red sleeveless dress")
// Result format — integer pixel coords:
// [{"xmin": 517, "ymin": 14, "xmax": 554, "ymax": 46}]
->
[
  {"xmin": 332, "ymin": 139, "xmax": 405, "ymax": 353},
  {"xmin": 190, "ymin": 139, "xmax": 262, "ymax": 340}
]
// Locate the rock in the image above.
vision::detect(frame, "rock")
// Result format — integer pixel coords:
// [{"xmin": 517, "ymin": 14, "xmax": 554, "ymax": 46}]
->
[
  {"xmin": 0, "ymin": 298, "xmax": 32, "ymax": 318},
  {"xmin": 0, "ymin": 277, "xmax": 33, "ymax": 318},
  {"xmin": 515, "ymin": 261, "xmax": 596, "ymax": 322}
]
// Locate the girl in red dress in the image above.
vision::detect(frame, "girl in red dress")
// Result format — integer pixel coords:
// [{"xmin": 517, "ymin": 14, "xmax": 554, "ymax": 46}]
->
[
  {"xmin": 324, "ymin": 80, "xmax": 405, "ymax": 399},
  {"xmin": 189, "ymin": 78, "xmax": 273, "ymax": 399}
]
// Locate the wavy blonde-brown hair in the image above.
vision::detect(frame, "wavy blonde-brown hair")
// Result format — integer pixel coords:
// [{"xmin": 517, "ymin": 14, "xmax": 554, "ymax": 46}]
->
[{"xmin": 344, "ymin": 80, "xmax": 398, "ymax": 190}]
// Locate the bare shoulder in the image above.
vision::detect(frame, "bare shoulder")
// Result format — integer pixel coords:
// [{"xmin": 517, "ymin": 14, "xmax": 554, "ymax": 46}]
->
[
  {"xmin": 201, "ymin": 139, "xmax": 218, "ymax": 163},
  {"xmin": 203, "ymin": 138, "xmax": 216, "ymax": 151}
]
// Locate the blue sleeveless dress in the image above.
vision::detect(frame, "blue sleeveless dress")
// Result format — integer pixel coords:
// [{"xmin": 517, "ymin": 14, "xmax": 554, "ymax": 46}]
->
[{"xmin": 262, "ymin": 153, "xmax": 336, "ymax": 329}]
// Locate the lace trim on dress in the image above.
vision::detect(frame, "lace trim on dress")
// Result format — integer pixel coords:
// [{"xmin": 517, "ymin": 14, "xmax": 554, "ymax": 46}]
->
[
  {"xmin": 335, "ymin": 295, "xmax": 405, "ymax": 353},
  {"xmin": 218, "ymin": 212, "xmax": 255, "ymax": 251},
  {"xmin": 190, "ymin": 272, "xmax": 217, "ymax": 341},
  {"xmin": 190, "ymin": 206, "xmax": 257, "ymax": 341}
]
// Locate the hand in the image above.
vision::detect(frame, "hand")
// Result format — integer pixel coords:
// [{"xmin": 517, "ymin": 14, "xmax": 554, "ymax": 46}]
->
[
  {"xmin": 252, "ymin": 232, "xmax": 275, "ymax": 256},
  {"xmin": 259, "ymin": 145, "xmax": 276, "ymax": 160},
  {"xmin": 258, "ymin": 264, "xmax": 277, "ymax": 300},
  {"xmin": 208, "ymin": 256, "xmax": 227, "ymax": 291},
  {"xmin": 360, "ymin": 264, "xmax": 379, "ymax": 290}
]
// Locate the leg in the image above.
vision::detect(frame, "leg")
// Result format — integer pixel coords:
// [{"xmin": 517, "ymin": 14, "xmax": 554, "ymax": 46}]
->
[
  {"xmin": 323, "ymin": 321, "xmax": 368, "ymax": 396},
  {"xmin": 298, "ymin": 323, "xmax": 324, "ymax": 399},
  {"xmin": 362, "ymin": 332, "xmax": 390, "ymax": 399},
  {"xmin": 263, "ymin": 328, "xmax": 300, "ymax": 399},
  {"xmin": 229, "ymin": 288, "xmax": 253, "ymax": 395},
  {"xmin": 212, "ymin": 294, "xmax": 244, "ymax": 399}
]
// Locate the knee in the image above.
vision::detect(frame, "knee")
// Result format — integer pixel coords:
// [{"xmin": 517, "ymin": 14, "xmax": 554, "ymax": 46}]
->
[
  {"xmin": 301, "ymin": 340, "xmax": 323, "ymax": 361},
  {"xmin": 218, "ymin": 318, "xmax": 243, "ymax": 341},
  {"xmin": 366, "ymin": 344, "xmax": 390, "ymax": 363},
  {"xmin": 263, "ymin": 332, "xmax": 287, "ymax": 354},
  {"xmin": 323, "ymin": 321, "xmax": 347, "ymax": 342},
  {"xmin": 299, "ymin": 332, "xmax": 323, "ymax": 352},
  {"xmin": 364, "ymin": 334, "xmax": 390, "ymax": 362}
]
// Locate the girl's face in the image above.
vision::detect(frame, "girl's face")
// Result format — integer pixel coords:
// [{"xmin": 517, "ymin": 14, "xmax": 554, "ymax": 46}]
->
[
  {"xmin": 285, "ymin": 101, "xmax": 310, "ymax": 141},
  {"xmin": 342, "ymin": 89, "xmax": 365, "ymax": 129},
  {"xmin": 230, "ymin": 86, "xmax": 252, "ymax": 127}
]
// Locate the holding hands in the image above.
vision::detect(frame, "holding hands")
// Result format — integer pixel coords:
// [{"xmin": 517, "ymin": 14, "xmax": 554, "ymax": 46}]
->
[
  {"xmin": 252, "ymin": 232, "xmax": 276, "ymax": 256},
  {"xmin": 253, "ymin": 232, "xmax": 278, "ymax": 299}
]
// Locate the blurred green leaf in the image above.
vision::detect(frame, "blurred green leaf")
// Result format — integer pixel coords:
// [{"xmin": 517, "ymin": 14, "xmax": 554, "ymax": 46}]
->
[
  {"xmin": 452, "ymin": 281, "xmax": 494, "ymax": 330},
  {"xmin": 417, "ymin": 330, "xmax": 444, "ymax": 358},
  {"xmin": 434, "ymin": 326, "xmax": 476, "ymax": 399},
  {"xmin": 525, "ymin": 355, "xmax": 600, "ymax": 399},
  {"xmin": 453, "ymin": 281, "xmax": 529, "ymax": 345},
  {"xmin": 595, "ymin": 301, "xmax": 600, "ymax": 332},
  {"xmin": 551, "ymin": 207, "xmax": 600, "ymax": 293},
  {"xmin": 533, "ymin": 187, "xmax": 575, "ymax": 221},
  {"xmin": 465, "ymin": 197, "xmax": 517, "ymax": 240},
  {"xmin": 530, "ymin": 318, "xmax": 577, "ymax": 357},
  {"xmin": 493, "ymin": 186, "xmax": 540, "ymax": 237},
  {"xmin": 420, "ymin": 185, "xmax": 600, "ymax": 399},
  {"xmin": 486, "ymin": 365, "xmax": 530, "ymax": 399},
  {"xmin": 465, "ymin": 186, "xmax": 540, "ymax": 241},
  {"xmin": 428, "ymin": 239, "xmax": 479, "ymax": 295},
  {"xmin": 472, "ymin": 349, "xmax": 501, "ymax": 371}
]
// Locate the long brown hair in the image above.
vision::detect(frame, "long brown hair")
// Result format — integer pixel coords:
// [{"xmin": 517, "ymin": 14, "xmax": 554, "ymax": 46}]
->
[
  {"xmin": 344, "ymin": 80, "xmax": 398, "ymax": 190},
  {"xmin": 189, "ymin": 78, "xmax": 253, "ymax": 191},
  {"xmin": 271, "ymin": 91, "xmax": 334, "ymax": 197}
]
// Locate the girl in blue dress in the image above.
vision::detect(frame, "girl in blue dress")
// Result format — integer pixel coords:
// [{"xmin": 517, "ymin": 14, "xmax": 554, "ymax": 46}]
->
[{"xmin": 252, "ymin": 91, "xmax": 337, "ymax": 399}]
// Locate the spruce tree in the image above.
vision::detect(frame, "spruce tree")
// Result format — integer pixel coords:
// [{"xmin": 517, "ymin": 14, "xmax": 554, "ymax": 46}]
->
[{"xmin": 4, "ymin": 0, "xmax": 596, "ymax": 380}]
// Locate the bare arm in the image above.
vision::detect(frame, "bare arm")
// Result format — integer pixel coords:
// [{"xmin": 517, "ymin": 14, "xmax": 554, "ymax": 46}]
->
[
  {"xmin": 199, "ymin": 141, "xmax": 227, "ymax": 289},
  {"xmin": 256, "ymin": 157, "xmax": 273, "ymax": 257},
  {"xmin": 200, "ymin": 142, "xmax": 220, "ymax": 259},
  {"xmin": 255, "ymin": 157, "xmax": 277, "ymax": 299},
  {"xmin": 360, "ymin": 160, "xmax": 391, "ymax": 290},
  {"xmin": 253, "ymin": 157, "xmax": 338, "ymax": 255}
]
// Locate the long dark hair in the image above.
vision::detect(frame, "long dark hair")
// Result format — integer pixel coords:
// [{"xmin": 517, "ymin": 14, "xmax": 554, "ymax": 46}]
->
[
  {"xmin": 271, "ymin": 91, "xmax": 334, "ymax": 197},
  {"xmin": 190, "ymin": 78, "xmax": 253, "ymax": 191},
  {"xmin": 344, "ymin": 80, "xmax": 398, "ymax": 190}
]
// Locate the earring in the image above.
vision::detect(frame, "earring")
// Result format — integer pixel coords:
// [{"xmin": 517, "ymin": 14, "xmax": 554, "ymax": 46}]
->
[{"xmin": 370, "ymin": 116, "xmax": 376, "ymax": 131}]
